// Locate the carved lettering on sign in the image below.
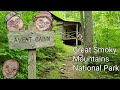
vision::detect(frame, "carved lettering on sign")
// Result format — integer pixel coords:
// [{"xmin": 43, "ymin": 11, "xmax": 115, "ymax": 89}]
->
[{"xmin": 7, "ymin": 31, "xmax": 54, "ymax": 49}]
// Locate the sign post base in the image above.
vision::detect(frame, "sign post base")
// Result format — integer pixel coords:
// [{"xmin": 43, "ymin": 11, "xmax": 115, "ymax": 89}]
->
[{"xmin": 28, "ymin": 49, "xmax": 36, "ymax": 79}]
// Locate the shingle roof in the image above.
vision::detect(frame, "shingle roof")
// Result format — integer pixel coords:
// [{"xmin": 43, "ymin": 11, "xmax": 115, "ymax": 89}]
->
[{"xmin": 49, "ymin": 12, "xmax": 80, "ymax": 23}]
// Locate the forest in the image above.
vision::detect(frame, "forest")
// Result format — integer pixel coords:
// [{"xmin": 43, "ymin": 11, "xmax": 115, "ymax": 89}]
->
[{"xmin": 0, "ymin": 11, "xmax": 120, "ymax": 79}]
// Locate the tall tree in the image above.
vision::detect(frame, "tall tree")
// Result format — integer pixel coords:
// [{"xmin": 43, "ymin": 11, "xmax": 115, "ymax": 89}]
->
[{"xmin": 84, "ymin": 11, "xmax": 93, "ymax": 57}]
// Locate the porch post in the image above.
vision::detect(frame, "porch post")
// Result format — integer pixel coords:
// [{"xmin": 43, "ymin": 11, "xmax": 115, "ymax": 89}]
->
[{"xmin": 76, "ymin": 24, "xmax": 78, "ymax": 46}]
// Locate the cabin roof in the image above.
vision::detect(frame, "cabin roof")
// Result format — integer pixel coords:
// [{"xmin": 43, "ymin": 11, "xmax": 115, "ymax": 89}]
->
[{"xmin": 49, "ymin": 12, "xmax": 80, "ymax": 23}]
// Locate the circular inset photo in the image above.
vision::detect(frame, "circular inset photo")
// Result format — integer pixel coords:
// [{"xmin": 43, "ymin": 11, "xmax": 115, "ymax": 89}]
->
[
  {"xmin": 2, "ymin": 59, "xmax": 19, "ymax": 79},
  {"xmin": 6, "ymin": 16, "xmax": 23, "ymax": 31},
  {"xmin": 35, "ymin": 11, "xmax": 53, "ymax": 31},
  {"xmin": 35, "ymin": 17, "xmax": 52, "ymax": 31}
]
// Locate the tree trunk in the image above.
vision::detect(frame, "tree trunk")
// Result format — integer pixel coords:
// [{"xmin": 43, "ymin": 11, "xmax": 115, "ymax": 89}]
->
[{"xmin": 84, "ymin": 11, "xmax": 93, "ymax": 57}]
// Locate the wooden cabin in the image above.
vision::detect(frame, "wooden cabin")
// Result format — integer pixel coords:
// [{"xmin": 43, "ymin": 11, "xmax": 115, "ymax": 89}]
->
[{"xmin": 50, "ymin": 13, "xmax": 83, "ymax": 46}]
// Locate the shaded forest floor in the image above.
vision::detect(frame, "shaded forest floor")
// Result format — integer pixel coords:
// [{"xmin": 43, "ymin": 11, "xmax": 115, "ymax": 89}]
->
[
  {"xmin": 37, "ymin": 46, "xmax": 82, "ymax": 79},
  {"xmin": 60, "ymin": 56, "xmax": 80, "ymax": 79}
]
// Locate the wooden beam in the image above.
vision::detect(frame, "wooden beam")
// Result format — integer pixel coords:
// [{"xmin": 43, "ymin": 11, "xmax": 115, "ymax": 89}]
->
[
  {"xmin": 62, "ymin": 38, "xmax": 76, "ymax": 40},
  {"xmin": 63, "ymin": 23, "xmax": 77, "ymax": 26},
  {"xmin": 76, "ymin": 24, "xmax": 78, "ymax": 46},
  {"xmin": 55, "ymin": 22, "xmax": 63, "ymax": 26},
  {"xmin": 80, "ymin": 11, "xmax": 84, "ymax": 45}
]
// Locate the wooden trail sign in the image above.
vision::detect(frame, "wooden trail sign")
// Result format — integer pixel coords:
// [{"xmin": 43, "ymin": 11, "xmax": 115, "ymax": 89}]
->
[
  {"xmin": 6, "ymin": 11, "xmax": 54, "ymax": 79},
  {"xmin": 7, "ymin": 31, "xmax": 54, "ymax": 49}
]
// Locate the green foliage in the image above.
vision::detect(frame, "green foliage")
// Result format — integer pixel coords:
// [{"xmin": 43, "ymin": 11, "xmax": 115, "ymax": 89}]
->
[
  {"xmin": 45, "ymin": 70, "xmax": 60, "ymax": 79},
  {"xmin": 18, "ymin": 11, "xmax": 37, "ymax": 29},
  {"xmin": 36, "ymin": 60, "xmax": 63, "ymax": 79},
  {"xmin": 36, "ymin": 33, "xmax": 66, "ymax": 61},
  {"xmin": 92, "ymin": 11, "xmax": 120, "ymax": 77}
]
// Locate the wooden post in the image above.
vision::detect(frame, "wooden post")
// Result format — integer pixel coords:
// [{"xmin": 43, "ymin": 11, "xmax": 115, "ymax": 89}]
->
[
  {"xmin": 80, "ymin": 11, "xmax": 84, "ymax": 45},
  {"xmin": 28, "ymin": 22, "xmax": 36, "ymax": 79},
  {"xmin": 76, "ymin": 24, "xmax": 78, "ymax": 46},
  {"xmin": 28, "ymin": 49, "xmax": 36, "ymax": 79}
]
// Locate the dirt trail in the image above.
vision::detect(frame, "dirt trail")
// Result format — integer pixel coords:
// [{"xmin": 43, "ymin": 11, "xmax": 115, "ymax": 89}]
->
[{"xmin": 60, "ymin": 52, "xmax": 83, "ymax": 79}]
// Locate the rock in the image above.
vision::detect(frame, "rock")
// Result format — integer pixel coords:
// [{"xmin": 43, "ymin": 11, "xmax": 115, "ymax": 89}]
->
[
  {"xmin": 62, "ymin": 64, "xmax": 66, "ymax": 66},
  {"xmin": 60, "ymin": 68, "xmax": 64, "ymax": 71}
]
